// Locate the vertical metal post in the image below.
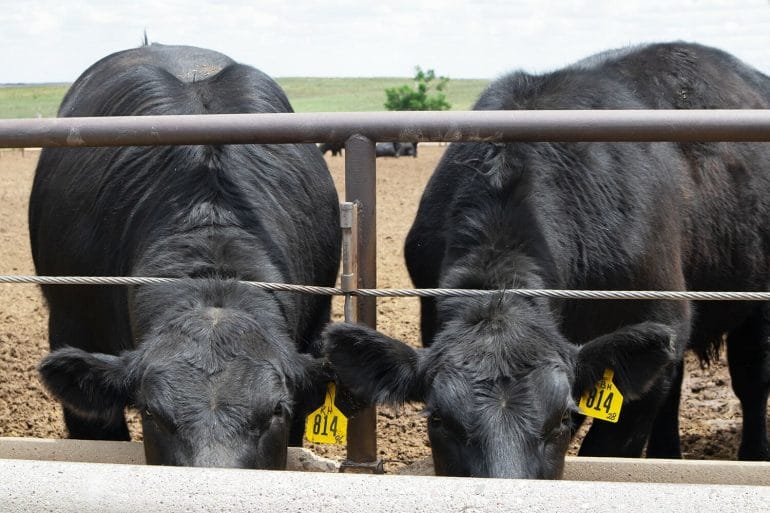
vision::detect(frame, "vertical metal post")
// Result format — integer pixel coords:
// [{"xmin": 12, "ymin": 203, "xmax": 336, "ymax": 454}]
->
[{"xmin": 340, "ymin": 134, "xmax": 382, "ymax": 473}]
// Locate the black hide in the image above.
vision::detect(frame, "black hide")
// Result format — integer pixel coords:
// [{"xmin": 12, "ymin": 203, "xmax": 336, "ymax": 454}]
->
[
  {"xmin": 325, "ymin": 41, "xmax": 770, "ymax": 478},
  {"xmin": 30, "ymin": 43, "xmax": 341, "ymax": 469}
]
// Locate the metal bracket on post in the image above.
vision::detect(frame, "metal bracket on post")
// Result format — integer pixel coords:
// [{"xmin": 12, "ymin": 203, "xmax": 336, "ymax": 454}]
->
[{"xmin": 340, "ymin": 202, "xmax": 358, "ymax": 324}]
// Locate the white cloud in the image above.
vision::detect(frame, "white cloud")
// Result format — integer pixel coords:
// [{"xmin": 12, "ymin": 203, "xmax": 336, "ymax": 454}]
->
[{"xmin": 1, "ymin": 0, "xmax": 768, "ymax": 83}]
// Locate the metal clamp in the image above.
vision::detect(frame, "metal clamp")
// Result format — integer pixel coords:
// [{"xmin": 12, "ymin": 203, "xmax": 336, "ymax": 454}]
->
[{"xmin": 340, "ymin": 201, "xmax": 359, "ymax": 323}]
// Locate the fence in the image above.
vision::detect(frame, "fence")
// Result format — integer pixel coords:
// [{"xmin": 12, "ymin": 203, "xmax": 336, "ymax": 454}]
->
[{"xmin": 2, "ymin": 110, "xmax": 770, "ymax": 473}]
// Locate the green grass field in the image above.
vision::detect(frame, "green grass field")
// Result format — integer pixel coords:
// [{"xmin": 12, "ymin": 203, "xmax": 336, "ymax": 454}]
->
[
  {"xmin": 0, "ymin": 84, "xmax": 70, "ymax": 119},
  {"xmin": 0, "ymin": 77, "xmax": 489, "ymax": 119}
]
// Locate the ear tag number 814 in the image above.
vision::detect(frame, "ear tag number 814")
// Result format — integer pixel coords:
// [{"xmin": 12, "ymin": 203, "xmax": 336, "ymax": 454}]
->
[
  {"xmin": 578, "ymin": 368, "xmax": 623, "ymax": 423},
  {"xmin": 305, "ymin": 382, "xmax": 348, "ymax": 445}
]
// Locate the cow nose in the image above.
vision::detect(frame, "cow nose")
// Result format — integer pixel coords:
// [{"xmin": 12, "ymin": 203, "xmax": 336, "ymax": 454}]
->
[
  {"xmin": 486, "ymin": 463, "xmax": 540, "ymax": 479},
  {"xmin": 190, "ymin": 444, "xmax": 244, "ymax": 468},
  {"xmin": 484, "ymin": 444, "xmax": 541, "ymax": 479}
]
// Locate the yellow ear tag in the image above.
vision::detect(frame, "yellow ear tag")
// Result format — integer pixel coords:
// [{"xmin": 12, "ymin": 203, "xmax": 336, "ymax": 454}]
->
[
  {"xmin": 578, "ymin": 368, "xmax": 623, "ymax": 423},
  {"xmin": 305, "ymin": 382, "xmax": 348, "ymax": 445}
]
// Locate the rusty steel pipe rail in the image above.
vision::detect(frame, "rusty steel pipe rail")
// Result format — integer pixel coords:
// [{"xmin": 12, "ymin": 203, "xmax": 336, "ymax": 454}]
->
[{"xmin": 2, "ymin": 110, "xmax": 770, "ymax": 148}]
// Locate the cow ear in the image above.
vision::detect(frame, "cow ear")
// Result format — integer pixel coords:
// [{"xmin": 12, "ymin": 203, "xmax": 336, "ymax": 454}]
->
[
  {"xmin": 38, "ymin": 347, "xmax": 136, "ymax": 420},
  {"xmin": 574, "ymin": 322, "xmax": 677, "ymax": 401},
  {"xmin": 322, "ymin": 322, "xmax": 423, "ymax": 405},
  {"xmin": 291, "ymin": 353, "xmax": 336, "ymax": 407},
  {"xmin": 294, "ymin": 353, "xmax": 335, "ymax": 389},
  {"xmin": 292, "ymin": 353, "xmax": 366, "ymax": 418}
]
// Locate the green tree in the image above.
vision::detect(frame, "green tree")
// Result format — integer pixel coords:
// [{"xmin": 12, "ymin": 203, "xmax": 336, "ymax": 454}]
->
[{"xmin": 384, "ymin": 67, "xmax": 451, "ymax": 111}]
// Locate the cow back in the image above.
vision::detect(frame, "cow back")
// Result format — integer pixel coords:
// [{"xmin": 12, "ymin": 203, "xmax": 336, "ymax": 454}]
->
[{"xmin": 29, "ymin": 44, "xmax": 340, "ymax": 354}]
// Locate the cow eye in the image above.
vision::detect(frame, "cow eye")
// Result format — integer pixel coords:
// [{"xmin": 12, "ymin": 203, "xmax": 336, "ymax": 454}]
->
[
  {"xmin": 545, "ymin": 408, "xmax": 575, "ymax": 441},
  {"xmin": 428, "ymin": 413, "xmax": 442, "ymax": 426},
  {"xmin": 427, "ymin": 412, "xmax": 469, "ymax": 441},
  {"xmin": 247, "ymin": 412, "xmax": 264, "ymax": 431},
  {"xmin": 248, "ymin": 406, "xmax": 285, "ymax": 434},
  {"xmin": 143, "ymin": 407, "xmax": 177, "ymax": 434}
]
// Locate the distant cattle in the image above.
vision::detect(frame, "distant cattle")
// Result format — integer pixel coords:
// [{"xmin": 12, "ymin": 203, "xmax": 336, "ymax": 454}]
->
[
  {"xmin": 319, "ymin": 142, "xmax": 344, "ymax": 156},
  {"xmin": 375, "ymin": 142, "xmax": 418, "ymax": 158},
  {"xmin": 324, "ymin": 41, "xmax": 770, "ymax": 478},
  {"xmin": 396, "ymin": 142, "xmax": 418, "ymax": 157},
  {"xmin": 30, "ymin": 43, "xmax": 341, "ymax": 469},
  {"xmin": 375, "ymin": 142, "xmax": 398, "ymax": 157}
]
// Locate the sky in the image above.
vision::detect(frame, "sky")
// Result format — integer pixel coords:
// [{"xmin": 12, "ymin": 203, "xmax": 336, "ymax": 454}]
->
[{"xmin": 1, "ymin": 0, "xmax": 769, "ymax": 84}]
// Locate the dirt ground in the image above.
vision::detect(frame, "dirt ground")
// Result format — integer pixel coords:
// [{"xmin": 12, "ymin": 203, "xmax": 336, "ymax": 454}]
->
[{"xmin": 0, "ymin": 145, "xmax": 760, "ymax": 472}]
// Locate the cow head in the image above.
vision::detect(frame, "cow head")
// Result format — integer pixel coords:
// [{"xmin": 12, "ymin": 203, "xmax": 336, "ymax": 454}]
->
[
  {"xmin": 323, "ymin": 305, "xmax": 675, "ymax": 479},
  {"xmin": 38, "ymin": 286, "xmax": 327, "ymax": 469}
]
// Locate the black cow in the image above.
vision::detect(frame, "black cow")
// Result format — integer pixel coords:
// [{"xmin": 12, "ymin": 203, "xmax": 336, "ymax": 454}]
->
[
  {"xmin": 396, "ymin": 142, "xmax": 418, "ymax": 158},
  {"xmin": 375, "ymin": 142, "xmax": 418, "ymax": 158},
  {"xmin": 319, "ymin": 142, "xmax": 344, "ymax": 156},
  {"xmin": 29, "ymin": 43, "xmax": 341, "ymax": 469},
  {"xmin": 324, "ymin": 41, "xmax": 770, "ymax": 478},
  {"xmin": 375, "ymin": 142, "xmax": 399, "ymax": 157}
]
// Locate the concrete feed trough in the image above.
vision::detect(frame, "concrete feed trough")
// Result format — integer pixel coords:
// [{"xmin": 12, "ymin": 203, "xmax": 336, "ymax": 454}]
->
[{"xmin": 1, "ymin": 437, "xmax": 769, "ymax": 512}]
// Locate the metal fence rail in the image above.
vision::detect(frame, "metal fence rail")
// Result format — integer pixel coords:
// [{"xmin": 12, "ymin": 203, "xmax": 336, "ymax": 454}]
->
[{"xmin": 2, "ymin": 110, "xmax": 770, "ymax": 148}]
